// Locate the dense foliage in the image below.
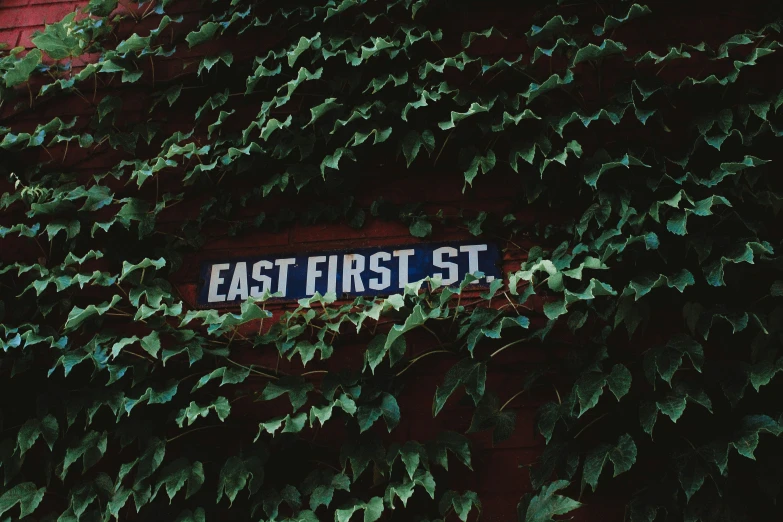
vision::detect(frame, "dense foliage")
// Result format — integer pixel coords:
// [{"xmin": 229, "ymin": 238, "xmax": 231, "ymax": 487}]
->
[{"xmin": 1, "ymin": 0, "xmax": 783, "ymax": 520}]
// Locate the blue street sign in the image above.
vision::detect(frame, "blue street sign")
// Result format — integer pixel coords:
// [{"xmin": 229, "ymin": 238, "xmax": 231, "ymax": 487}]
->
[{"xmin": 197, "ymin": 241, "xmax": 502, "ymax": 305}]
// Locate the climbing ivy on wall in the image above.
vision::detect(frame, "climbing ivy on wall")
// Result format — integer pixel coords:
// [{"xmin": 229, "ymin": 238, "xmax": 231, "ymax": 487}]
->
[{"xmin": 1, "ymin": 0, "xmax": 783, "ymax": 520}]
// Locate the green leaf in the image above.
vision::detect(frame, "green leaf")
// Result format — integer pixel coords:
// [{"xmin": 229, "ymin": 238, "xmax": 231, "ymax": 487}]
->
[
  {"xmin": 607, "ymin": 364, "xmax": 632, "ymax": 400},
  {"xmin": 593, "ymin": 4, "xmax": 652, "ymax": 35},
  {"xmin": 186, "ymin": 22, "xmax": 220, "ymax": 48},
  {"xmin": 401, "ymin": 129, "xmax": 435, "ymax": 167},
  {"xmin": 575, "ymin": 372, "xmax": 607, "ymax": 417},
  {"xmin": 335, "ymin": 496, "xmax": 384, "ymax": 522},
  {"xmin": 582, "ymin": 434, "xmax": 637, "ymax": 491},
  {"xmin": 439, "ymin": 490, "xmax": 481, "ymax": 522},
  {"xmin": 731, "ymin": 414, "xmax": 783, "ymax": 459},
  {"xmin": 468, "ymin": 393, "xmax": 517, "ymax": 444},
  {"xmin": 0, "ymin": 483, "xmax": 46, "ymax": 518},
  {"xmin": 116, "ymin": 33, "xmax": 150, "ymax": 54},
  {"xmin": 151, "ymin": 459, "xmax": 205, "ymax": 502},
  {"xmin": 17, "ymin": 415, "xmax": 58, "ymax": 455},
  {"xmin": 365, "ymin": 333, "xmax": 406, "ymax": 373},
  {"xmin": 256, "ymin": 413, "xmax": 307, "ymax": 438},
  {"xmin": 64, "ymin": 295, "xmax": 122, "ymax": 332},
  {"xmin": 357, "ymin": 393, "xmax": 400, "ymax": 433},
  {"xmin": 522, "ymin": 480, "xmax": 581, "ymax": 522},
  {"xmin": 5, "ymin": 49, "xmax": 42, "ymax": 88},
  {"xmin": 140, "ymin": 331, "xmax": 161, "ymax": 358},
  {"xmin": 433, "ymin": 359, "xmax": 487, "ymax": 415},
  {"xmin": 87, "ymin": 0, "xmax": 118, "ymax": 16},
  {"xmin": 572, "ymin": 39, "xmax": 626, "ymax": 65},
  {"xmin": 260, "ymin": 377, "xmax": 314, "ymax": 410},
  {"xmin": 308, "ymin": 98, "xmax": 342, "ymax": 126},
  {"xmin": 409, "ymin": 218, "xmax": 432, "ymax": 238},
  {"xmin": 31, "ymin": 13, "xmax": 83, "ymax": 59},
  {"xmin": 61, "ymin": 430, "xmax": 108, "ymax": 480},
  {"xmin": 192, "ymin": 366, "xmax": 250, "ymax": 391},
  {"xmin": 216, "ymin": 456, "xmax": 265, "ymax": 505},
  {"xmin": 175, "ymin": 397, "xmax": 231, "ymax": 427}
]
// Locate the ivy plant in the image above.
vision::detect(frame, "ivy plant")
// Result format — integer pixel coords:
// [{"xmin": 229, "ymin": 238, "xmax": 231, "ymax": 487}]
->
[{"xmin": 1, "ymin": 0, "xmax": 783, "ymax": 520}]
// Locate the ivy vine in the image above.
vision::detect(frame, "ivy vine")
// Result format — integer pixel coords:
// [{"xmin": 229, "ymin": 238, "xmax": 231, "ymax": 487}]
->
[{"xmin": 1, "ymin": 0, "xmax": 783, "ymax": 520}]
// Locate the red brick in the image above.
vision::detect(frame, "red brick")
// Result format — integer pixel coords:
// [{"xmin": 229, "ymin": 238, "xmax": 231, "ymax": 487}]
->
[
  {"xmin": 13, "ymin": 3, "xmax": 78, "ymax": 28},
  {"xmin": 0, "ymin": 28, "xmax": 20, "ymax": 47},
  {"xmin": 17, "ymin": 27, "xmax": 38, "ymax": 49}
]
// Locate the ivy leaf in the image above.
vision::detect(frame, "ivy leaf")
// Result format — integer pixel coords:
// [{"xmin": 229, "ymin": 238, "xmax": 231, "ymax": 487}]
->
[
  {"xmin": 520, "ymin": 480, "xmax": 581, "ymax": 522},
  {"xmin": 439, "ymin": 490, "xmax": 481, "ymax": 522},
  {"xmin": 731, "ymin": 414, "xmax": 783, "ymax": 459},
  {"xmin": 429, "ymin": 431, "xmax": 473, "ymax": 471},
  {"xmin": 357, "ymin": 393, "xmax": 400, "ymax": 432},
  {"xmin": 191, "ymin": 366, "xmax": 250, "ymax": 392},
  {"xmin": 365, "ymin": 333, "xmax": 406, "ymax": 373},
  {"xmin": 433, "ymin": 359, "xmax": 487, "ymax": 415},
  {"xmin": 87, "ymin": 0, "xmax": 118, "ymax": 16},
  {"xmin": 308, "ymin": 98, "xmax": 342, "ymax": 126},
  {"xmin": 151, "ymin": 459, "xmax": 205, "ymax": 502},
  {"xmin": 16, "ymin": 415, "xmax": 58, "ymax": 455},
  {"xmin": 0, "ymin": 482, "xmax": 46, "ymax": 518},
  {"xmin": 5, "ymin": 49, "xmax": 42, "ymax": 88},
  {"xmin": 186, "ymin": 22, "xmax": 220, "ymax": 48},
  {"xmin": 463, "ymin": 149, "xmax": 496, "ymax": 187},
  {"xmin": 575, "ymin": 372, "xmax": 607, "ymax": 417},
  {"xmin": 260, "ymin": 377, "xmax": 313, "ymax": 411},
  {"xmin": 64, "ymin": 295, "xmax": 122, "ymax": 332},
  {"xmin": 140, "ymin": 331, "xmax": 161, "ymax": 358},
  {"xmin": 409, "ymin": 218, "xmax": 432, "ymax": 238},
  {"xmin": 175, "ymin": 397, "xmax": 231, "ymax": 427},
  {"xmin": 31, "ymin": 13, "xmax": 83, "ymax": 60},
  {"xmin": 61, "ymin": 430, "xmax": 108, "ymax": 480},
  {"xmin": 467, "ymin": 393, "xmax": 517, "ymax": 444},
  {"xmin": 607, "ymin": 364, "xmax": 632, "ymax": 400},
  {"xmin": 401, "ymin": 129, "xmax": 435, "ymax": 167},
  {"xmin": 678, "ymin": 455, "xmax": 707, "ymax": 503},
  {"xmin": 216, "ymin": 456, "xmax": 265, "ymax": 505},
  {"xmin": 335, "ymin": 496, "xmax": 384, "ymax": 522},
  {"xmin": 256, "ymin": 413, "xmax": 307, "ymax": 438},
  {"xmin": 582, "ymin": 434, "xmax": 637, "ymax": 491}
]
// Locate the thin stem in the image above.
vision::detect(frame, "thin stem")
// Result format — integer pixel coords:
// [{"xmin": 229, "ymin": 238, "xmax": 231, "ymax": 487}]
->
[
  {"xmin": 226, "ymin": 358, "xmax": 279, "ymax": 380},
  {"xmin": 573, "ymin": 412, "xmax": 609, "ymax": 439},
  {"xmin": 500, "ymin": 389, "xmax": 526, "ymax": 411},
  {"xmin": 114, "ymin": 282, "xmax": 129, "ymax": 298},
  {"xmin": 421, "ymin": 325, "xmax": 442, "ymax": 344},
  {"xmin": 490, "ymin": 338, "xmax": 524, "ymax": 358},
  {"xmin": 301, "ymin": 370, "xmax": 328, "ymax": 376},
  {"xmin": 450, "ymin": 292, "xmax": 462, "ymax": 330},
  {"xmin": 167, "ymin": 424, "xmax": 223, "ymax": 443},
  {"xmin": 395, "ymin": 349, "xmax": 451, "ymax": 377},
  {"xmin": 433, "ymin": 129, "xmax": 453, "ymax": 166}
]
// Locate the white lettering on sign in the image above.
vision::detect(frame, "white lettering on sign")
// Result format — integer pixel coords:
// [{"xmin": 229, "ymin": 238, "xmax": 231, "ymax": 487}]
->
[
  {"xmin": 305, "ymin": 256, "xmax": 326, "ymax": 296},
  {"xmin": 275, "ymin": 258, "xmax": 296, "ymax": 296},
  {"xmin": 433, "ymin": 246, "xmax": 459, "ymax": 285},
  {"xmin": 343, "ymin": 254, "xmax": 365, "ymax": 293},
  {"xmin": 393, "ymin": 249, "xmax": 415, "ymax": 287},
  {"xmin": 207, "ymin": 263, "xmax": 230, "ymax": 302},
  {"xmin": 250, "ymin": 260, "xmax": 273, "ymax": 297},
  {"xmin": 460, "ymin": 244, "xmax": 491, "ymax": 283},
  {"xmin": 368, "ymin": 251, "xmax": 391, "ymax": 290},
  {"xmin": 201, "ymin": 242, "xmax": 500, "ymax": 304},
  {"xmin": 227, "ymin": 261, "xmax": 249, "ymax": 300}
]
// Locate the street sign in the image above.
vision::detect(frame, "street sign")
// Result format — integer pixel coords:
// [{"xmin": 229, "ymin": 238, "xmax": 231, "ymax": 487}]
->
[{"xmin": 197, "ymin": 241, "xmax": 502, "ymax": 305}]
